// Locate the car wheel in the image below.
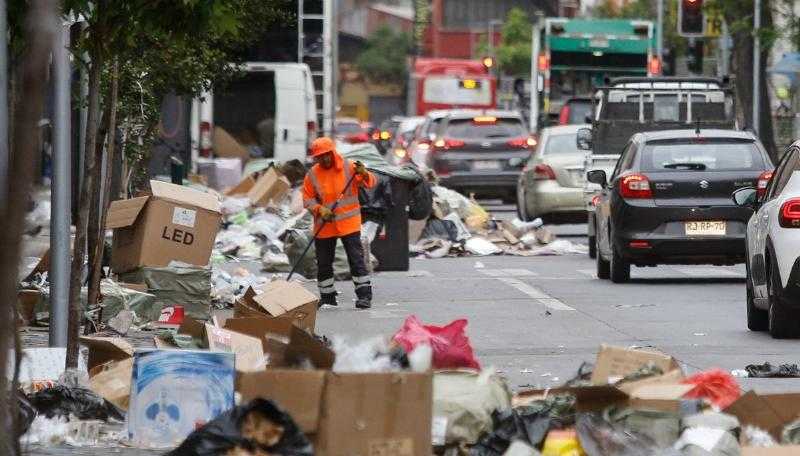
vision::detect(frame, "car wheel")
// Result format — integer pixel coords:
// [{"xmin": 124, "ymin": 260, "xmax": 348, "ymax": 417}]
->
[
  {"xmin": 609, "ymin": 239, "xmax": 630, "ymax": 283},
  {"xmin": 746, "ymin": 260, "xmax": 768, "ymax": 331},
  {"xmin": 596, "ymin": 236, "xmax": 610, "ymax": 280},
  {"xmin": 768, "ymin": 252, "xmax": 797, "ymax": 338}
]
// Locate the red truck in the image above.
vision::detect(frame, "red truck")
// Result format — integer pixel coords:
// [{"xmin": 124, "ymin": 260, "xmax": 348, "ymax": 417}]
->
[{"xmin": 411, "ymin": 58, "xmax": 497, "ymax": 115}]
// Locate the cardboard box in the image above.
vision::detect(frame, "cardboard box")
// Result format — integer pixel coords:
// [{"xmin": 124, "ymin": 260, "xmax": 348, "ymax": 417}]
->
[
  {"xmin": 235, "ymin": 281, "xmax": 318, "ymax": 331},
  {"xmin": 591, "ymin": 344, "xmax": 681, "ymax": 385},
  {"xmin": 223, "ymin": 317, "xmax": 334, "ymax": 369},
  {"xmin": 89, "ymin": 357, "xmax": 133, "ymax": 410},
  {"xmin": 224, "ymin": 175, "xmax": 257, "ymax": 196},
  {"xmin": 247, "ymin": 167, "xmax": 290, "ymax": 207},
  {"xmin": 742, "ymin": 447, "xmax": 800, "ymax": 455},
  {"xmin": 205, "ymin": 323, "xmax": 266, "ymax": 372},
  {"xmin": 106, "ymin": 180, "xmax": 222, "ymax": 273},
  {"xmin": 213, "ymin": 126, "xmax": 250, "ymax": 161},
  {"xmin": 236, "ymin": 370, "xmax": 433, "ymax": 456},
  {"xmin": 80, "ymin": 336, "xmax": 135, "ymax": 371},
  {"xmin": 726, "ymin": 391, "xmax": 800, "ymax": 441}
]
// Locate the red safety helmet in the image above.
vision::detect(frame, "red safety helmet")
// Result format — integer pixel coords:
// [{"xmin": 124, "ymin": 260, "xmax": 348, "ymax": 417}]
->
[{"xmin": 310, "ymin": 137, "xmax": 336, "ymax": 157}]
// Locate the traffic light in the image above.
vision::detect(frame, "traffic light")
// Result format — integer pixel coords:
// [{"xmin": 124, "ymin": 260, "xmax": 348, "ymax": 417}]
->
[
  {"xmin": 679, "ymin": 0, "xmax": 704, "ymax": 36},
  {"xmin": 687, "ymin": 40, "xmax": 704, "ymax": 74},
  {"xmin": 482, "ymin": 56, "xmax": 494, "ymax": 69}
]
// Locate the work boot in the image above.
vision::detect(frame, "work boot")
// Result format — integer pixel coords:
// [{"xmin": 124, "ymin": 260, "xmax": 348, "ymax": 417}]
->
[
  {"xmin": 319, "ymin": 293, "xmax": 338, "ymax": 308},
  {"xmin": 355, "ymin": 298, "xmax": 372, "ymax": 310}
]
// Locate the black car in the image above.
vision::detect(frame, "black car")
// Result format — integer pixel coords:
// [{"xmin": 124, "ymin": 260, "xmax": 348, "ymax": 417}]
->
[
  {"xmin": 588, "ymin": 129, "xmax": 773, "ymax": 283},
  {"xmin": 417, "ymin": 110, "xmax": 535, "ymax": 200}
]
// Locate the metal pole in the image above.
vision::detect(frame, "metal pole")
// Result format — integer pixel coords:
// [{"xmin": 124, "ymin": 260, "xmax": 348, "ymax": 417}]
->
[
  {"xmin": 656, "ymin": 0, "xmax": 664, "ymax": 64},
  {"xmin": 753, "ymin": 0, "xmax": 761, "ymax": 134},
  {"xmin": 0, "ymin": 0, "xmax": 7, "ymax": 206},
  {"xmin": 50, "ymin": 22, "xmax": 71, "ymax": 348},
  {"xmin": 529, "ymin": 14, "xmax": 542, "ymax": 133},
  {"xmin": 720, "ymin": 21, "xmax": 730, "ymax": 76}
]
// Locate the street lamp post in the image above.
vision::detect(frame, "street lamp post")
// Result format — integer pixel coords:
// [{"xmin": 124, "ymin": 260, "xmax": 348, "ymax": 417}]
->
[{"xmin": 752, "ymin": 0, "xmax": 761, "ymax": 135}]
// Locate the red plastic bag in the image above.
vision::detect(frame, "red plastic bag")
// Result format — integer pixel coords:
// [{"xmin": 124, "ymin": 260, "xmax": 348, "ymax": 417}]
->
[
  {"xmin": 681, "ymin": 369, "xmax": 741, "ymax": 409},
  {"xmin": 393, "ymin": 316, "xmax": 480, "ymax": 370}
]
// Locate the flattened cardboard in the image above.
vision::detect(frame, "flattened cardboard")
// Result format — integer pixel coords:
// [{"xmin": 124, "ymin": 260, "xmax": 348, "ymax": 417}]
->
[
  {"xmin": 590, "ymin": 344, "xmax": 680, "ymax": 385},
  {"xmin": 247, "ymin": 167, "xmax": 290, "ymax": 207},
  {"xmin": 317, "ymin": 372, "xmax": 433, "ymax": 456},
  {"xmin": 725, "ymin": 391, "xmax": 800, "ymax": 440},
  {"xmin": 237, "ymin": 369, "xmax": 326, "ymax": 433},
  {"xmin": 242, "ymin": 281, "xmax": 318, "ymax": 331},
  {"xmin": 742, "ymin": 446, "xmax": 800, "ymax": 455},
  {"xmin": 205, "ymin": 323, "xmax": 266, "ymax": 372},
  {"xmin": 213, "ymin": 126, "xmax": 250, "ymax": 162},
  {"xmin": 224, "ymin": 175, "xmax": 257, "ymax": 196},
  {"xmin": 80, "ymin": 336, "xmax": 134, "ymax": 371},
  {"xmin": 90, "ymin": 358, "xmax": 133, "ymax": 410}
]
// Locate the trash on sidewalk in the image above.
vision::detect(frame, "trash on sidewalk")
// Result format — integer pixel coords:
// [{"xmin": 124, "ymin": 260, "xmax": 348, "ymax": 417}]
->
[
  {"xmin": 167, "ymin": 398, "xmax": 314, "ymax": 456},
  {"xmin": 98, "ymin": 279, "xmax": 159, "ymax": 324},
  {"xmin": 29, "ymin": 384, "xmax": 124, "ymax": 422},
  {"xmin": 21, "ymin": 416, "xmax": 103, "ymax": 447},
  {"xmin": 681, "ymin": 369, "xmax": 740, "ymax": 409},
  {"xmin": 247, "ymin": 166, "xmax": 291, "ymax": 207},
  {"xmin": 205, "ymin": 323, "xmax": 266, "ymax": 372},
  {"xmin": 196, "ymin": 157, "xmax": 243, "ymax": 191},
  {"xmin": 106, "ymin": 180, "xmax": 222, "ymax": 273},
  {"xmin": 127, "ymin": 349, "xmax": 236, "ymax": 449},
  {"xmin": 89, "ymin": 357, "xmax": 133, "ymax": 411},
  {"xmin": 465, "ymin": 237, "xmax": 503, "ymax": 256},
  {"xmin": 234, "ymin": 281, "xmax": 318, "ymax": 331},
  {"xmin": 394, "ymin": 315, "xmax": 480, "ymax": 370},
  {"xmin": 744, "ymin": 362, "xmax": 800, "ymax": 378},
  {"xmin": 119, "ymin": 262, "xmax": 213, "ymax": 320}
]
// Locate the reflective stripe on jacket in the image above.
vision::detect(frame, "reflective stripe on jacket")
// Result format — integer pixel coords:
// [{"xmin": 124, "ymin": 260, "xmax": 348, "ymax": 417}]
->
[{"xmin": 302, "ymin": 152, "xmax": 376, "ymax": 239}]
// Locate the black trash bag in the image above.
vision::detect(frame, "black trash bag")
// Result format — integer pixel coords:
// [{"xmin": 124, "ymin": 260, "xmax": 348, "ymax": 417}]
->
[
  {"xmin": 28, "ymin": 385, "xmax": 124, "ymax": 421},
  {"xmin": 421, "ymin": 218, "xmax": 460, "ymax": 242},
  {"xmin": 17, "ymin": 390, "xmax": 36, "ymax": 436},
  {"xmin": 745, "ymin": 362, "xmax": 800, "ymax": 378},
  {"xmin": 359, "ymin": 172, "xmax": 394, "ymax": 221},
  {"xmin": 406, "ymin": 167, "xmax": 433, "ymax": 221},
  {"xmin": 576, "ymin": 412, "xmax": 664, "ymax": 456},
  {"xmin": 469, "ymin": 407, "xmax": 551, "ymax": 456},
  {"xmin": 168, "ymin": 398, "xmax": 313, "ymax": 456}
]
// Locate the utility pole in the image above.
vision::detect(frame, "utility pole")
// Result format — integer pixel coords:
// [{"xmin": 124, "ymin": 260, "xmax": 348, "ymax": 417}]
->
[
  {"xmin": 50, "ymin": 21, "xmax": 71, "ymax": 348},
  {"xmin": 529, "ymin": 12, "xmax": 543, "ymax": 133},
  {"xmin": 656, "ymin": 0, "xmax": 664, "ymax": 65},
  {"xmin": 753, "ymin": 0, "xmax": 761, "ymax": 135},
  {"xmin": 0, "ymin": 0, "xmax": 8, "ymax": 206}
]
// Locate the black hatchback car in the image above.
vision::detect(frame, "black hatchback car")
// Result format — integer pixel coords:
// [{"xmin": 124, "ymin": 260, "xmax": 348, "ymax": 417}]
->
[
  {"xmin": 416, "ymin": 110, "xmax": 535, "ymax": 200},
  {"xmin": 588, "ymin": 129, "xmax": 774, "ymax": 283}
]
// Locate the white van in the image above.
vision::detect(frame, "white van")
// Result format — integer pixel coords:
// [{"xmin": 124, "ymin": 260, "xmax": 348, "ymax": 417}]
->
[{"xmin": 191, "ymin": 62, "xmax": 317, "ymax": 167}]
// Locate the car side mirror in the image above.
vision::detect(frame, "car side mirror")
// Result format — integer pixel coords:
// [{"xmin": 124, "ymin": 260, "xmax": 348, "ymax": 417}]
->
[
  {"xmin": 732, "ymin": 187, "xmax": 758, "ymax": 209},
  {"xmin": 577, "ymin": 127, "xmax": 593, "ymax": 151},
  {"xmin": 587, "ymin": 169, "xmax": 607, "ymax": 187}
]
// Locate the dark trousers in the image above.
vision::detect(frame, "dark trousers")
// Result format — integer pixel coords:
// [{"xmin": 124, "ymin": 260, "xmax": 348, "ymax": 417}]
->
[{"xmin": 315, "ymin": 231, "xmax": 372, "ymax": 300}]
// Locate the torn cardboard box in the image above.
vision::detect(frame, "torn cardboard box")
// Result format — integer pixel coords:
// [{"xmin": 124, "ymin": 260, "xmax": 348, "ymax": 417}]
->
[
  {"xmin": 80, "ymin": 336, "xmax": 134, "ymax": 372},
  {"xmin": 90, "ymin": 357, "xmax": 133, "ymax": 411},
  {"xmin": 213, "ymin": 126, "xmax": 250, "ymax": 162},
  {"xmin": 106, "ymin": 180, "xmax": 222, "ymax": 273},
  {"xmin": 205, "ymin": 323, "xmax": 266, "ymax": 372},
  {"xmin": 223, "ymin": 317, "xmax": 334, "ymax": 369},
  {"xmin": 238, "ymin": 369, "xmax": 327, "ymax": 433},
  {"xmin": 591, "ymin": 344, "xmax": 681, "ymax": 385},
  {"xmin": 224, "ymin": 175, "xmax": 257, "ymax": 196},
  {"xmin": 235, "ymin": 281, "xmax": 318, "ymax": 331},
  {"xmin": 247, "ymin": 167, "xmax": 290, "ymax": 207},
  {"xmin": 726, "ymin": 391, "xmax": 800, "ymax": 441}
]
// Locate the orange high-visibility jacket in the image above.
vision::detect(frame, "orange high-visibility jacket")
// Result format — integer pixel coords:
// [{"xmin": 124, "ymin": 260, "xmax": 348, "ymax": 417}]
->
[{"xmin": 302, "ymin": 151, "xmax": 376, "ymax": 239}]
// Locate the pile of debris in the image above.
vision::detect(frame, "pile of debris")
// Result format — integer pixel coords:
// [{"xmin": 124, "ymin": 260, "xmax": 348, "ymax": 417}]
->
[{"xmin": 411, "ymin": 185, "xmax": 588, "ymax": 258}]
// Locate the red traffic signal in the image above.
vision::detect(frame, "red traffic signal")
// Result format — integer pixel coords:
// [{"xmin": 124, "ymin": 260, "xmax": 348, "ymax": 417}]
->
[{"xmin": 679, "ymin": 0, "xmax": 704, "ymax": 36}]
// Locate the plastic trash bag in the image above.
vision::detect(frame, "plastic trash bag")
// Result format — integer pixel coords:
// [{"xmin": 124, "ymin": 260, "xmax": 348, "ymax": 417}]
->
[
  {"xmin": 332, "ymin": 337, "xmax": 403, "ymax": 373},
  {"xmin": 470, "ymin": 407, "xmax": 551, "ymax": 456},
  {"xmin": 681, "ymin": 369, "xmax": 740, "ymax": 409},
  {"xmin": 745, "ymin": 362, "xmax": 800, "ymax": 378},
  {"xmin": 18, "ymin": 390, "xmax": 36, "ymax": 436},
  {"xmin": 394, "ymin": 315, "xmax": 480, "ymax": 370},
  {"xmin": 465, "ymin": 198, "xmax": 490, "ymax": 232},
  {"xmin": 443, "ymin": 212, "xmax": 472, "ymax": 241},
  {"xmin": 782, "ymin": 418, "xmax": 800, "ymax": 444},
  {"xmin": 408, "ymin": 171, "xmax": 433, "ymax": 221},
  {"xmin": 28, "ymin": 385, "xmax": 124, "ymax": 422},
  {"xmin": 168, "ymin": 398, "xmax": 313, "ymax": 456},
  {"xmin": 421, "ymin": 218, "xmax": 461, "ymax": 242},
  {"xmin": 675, "ymin": 412, "xmax": 740, "ymax": 456},
  {"xmin": 576, "ymin": 412, "xmax": 675, "ymax": 456},
  {"xmin": 465, "ymin": 237, "xmax": 502, "ymax": 256}
]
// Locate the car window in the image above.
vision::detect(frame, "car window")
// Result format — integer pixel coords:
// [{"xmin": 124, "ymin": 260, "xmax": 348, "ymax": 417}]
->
[
  {"xmin": 423, "ymin": 118, "xmax": 444, "ymax": 138},
  {"xmin": 611, "ymin": 142, "xmax": 635, "ymax": 180},
  {"xmin": 568, "ymin": 102, "xmax": 592, "ymax": 124},
  {"xmin": 640, "ymin": 140, "xmax": 766, "ymax": 172},
  {"xmin": 336, "ymin": 123, "xmax": 361, "ymax": 134},
  {"xmin": 767, "ymin": 147, "xmax": 800, "ymax": 199},
  {"xmin": 545, "ymin": 133, "xmax": 580, "ymax": 155},
  {"xmin": 443, "ymin": 118, "xmax": 526, "ymax": 139}
]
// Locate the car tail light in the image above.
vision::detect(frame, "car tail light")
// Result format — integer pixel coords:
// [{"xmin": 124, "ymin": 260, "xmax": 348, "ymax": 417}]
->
[
  {"xmin": 629, "ymin": 240, "xmax": 651, "ymax": 249},
  {"xmin": 757, "ymin": 170, "xmax": 773, "ymax": 198},
  {"xmin": 433, "ymin": 138, "xmax": 465, "ymax": 150},
  {"xmin": 779, "ymin": 198, "xmax": 800, "ymax": 228},
  {"xmin": 371, "ymin": 131, "xmax": 381, "ymax": 141},
  {"xmin": 199, "ymin": 121, "xmax": 212, "ymax": 157},
  {"xmin": 619, "ymin": 173, "xmax": 653, "ymax": 199},
  {"xmin": 533, "ymin": 163, "xmax": 556, "ymax": 180},
  {"xmin": 507, "ymin": 137, "xmax": 537, "ymax": 149},
  {"xmin": 558, "ymin": 105, "xmax": 570, "ymax": 125},
  {"xmin": 345, "ymin": 132, "xmax": 370, "ymax": 144}
]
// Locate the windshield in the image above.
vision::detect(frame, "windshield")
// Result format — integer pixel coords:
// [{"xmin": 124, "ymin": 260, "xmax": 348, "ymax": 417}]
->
[
  {"xmin": 641, "ymin": 140, "xmax": 766, "ymax": 172},
  {"xmin": 545, "ymin": 133, "xmax": 581, "ymax": 155},
  {"xmin": 443, "ymin": 118, "xmax": 526, "ymax": 139},
  {"xmin": 567, "ymin": 102, "xmax": 593, "ymax": 124}
]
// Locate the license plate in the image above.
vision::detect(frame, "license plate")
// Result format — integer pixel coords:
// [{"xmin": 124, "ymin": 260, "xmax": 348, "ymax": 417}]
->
[
  {"xmin": 473, "ymin": 160, "xmax": 501, "ymax": 170},
  {"xmin": 685, "ymin": 221, "xmax": 726, "ymax": 236},
  {"xmin": 590, "ymin": 38, "xmax": 610, "ymax": 48}
]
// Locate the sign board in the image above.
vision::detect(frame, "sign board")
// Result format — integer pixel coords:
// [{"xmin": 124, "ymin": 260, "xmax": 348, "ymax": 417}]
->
[{"xmin": 706, "ymin": 13, "xmax": 723, "ymax": 38}]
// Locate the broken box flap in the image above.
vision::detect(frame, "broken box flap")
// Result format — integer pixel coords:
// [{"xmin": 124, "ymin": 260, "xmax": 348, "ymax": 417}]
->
[
  {"xmin": 106, "ymin": 197, "xmax": 150, "ymax": 229},
  {"xmin": 590, "ymin": 344, "xmax": 681, "ymax": 385},
  {"xmin": 149, "ymin": 179, "xmax": 221, "ymax": 213},
  {"xmin": 80, "ymin": 336, "xmax": 135, "ymax": 370},
  {"xmin": 237, "ymin": 369, "xmax": 326, "ymax": 433},
  {"xmin": 251, "ymin": 281, "xmax": 318, "ymax": 317}
]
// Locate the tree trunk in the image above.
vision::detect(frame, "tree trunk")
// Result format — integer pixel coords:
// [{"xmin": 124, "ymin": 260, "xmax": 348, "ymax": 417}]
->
[
  {"xmin": 87, "ymin": 61, "xmax": 120, "ymax": 322},
  {"xmin": 86, "ymin": 103, "xmax": 111, "ymax": 319},
  {"xmin": 67, "ymin": 49, "xmax": 104, "ymax": 367},
  {"xmin": 0, "ymin": 1, "xmax": 57, "ymax": 454}
]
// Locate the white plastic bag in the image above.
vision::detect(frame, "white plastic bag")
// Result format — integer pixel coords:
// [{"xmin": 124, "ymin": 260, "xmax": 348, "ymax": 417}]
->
[{"xmin": 465, "ymin": 237, "xmax": 502, "ymax": 256}]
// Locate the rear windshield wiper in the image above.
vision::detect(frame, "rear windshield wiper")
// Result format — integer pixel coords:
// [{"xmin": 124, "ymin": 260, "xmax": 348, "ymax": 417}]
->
[{"xmin": 663, "ymin": 162, "xmax": 707, "ymax": 170}]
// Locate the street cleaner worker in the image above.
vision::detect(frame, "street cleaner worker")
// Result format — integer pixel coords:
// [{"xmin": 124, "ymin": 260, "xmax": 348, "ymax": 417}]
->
[{"xmin": 303, "ymin": 137, "xmax": 376, "ymax": 309}]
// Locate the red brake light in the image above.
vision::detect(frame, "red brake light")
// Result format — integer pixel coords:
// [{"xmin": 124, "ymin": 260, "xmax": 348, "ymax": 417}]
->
[
  {"xmin": 434, "ymin": 138, "xmax": 465, "ymax": 150},
  {"xmin": 508, "ymin": 137, "xmax": 537, "ymax": 149},
  {"xmin": 648, "ymin": 56, "xmax": 662, "ymax": 75},
  {"xmin": 372, "ymin": 131, "xmax": 381, "ymax": 141},
  {"xmin": 533, "ymin": 163, "xmax": 556, "ymax": 180},
  {"xmin": 629, "ymin": 240, "xmax": 651, "ymax": 249},
  {"xmin": 619, "ymin": 173, "xmax": 653, "ymax": 199},
  {"xmin": 779, "ymin": 198, "xmax": 800, "ymax": 228},
  {"xmin": 559, "ymin": 105, "xmax": 570, "ymax": 125},
  {"xmin": 199, "ymin": 121, "xmax": 212, "ymax": 157},
  {"xmin": 345, "ymin": 133, "xmax": 370, "ymax": 144},
  {"xmin": 757, "ymin": 170, "xmax": 773, "ymax": 198}
]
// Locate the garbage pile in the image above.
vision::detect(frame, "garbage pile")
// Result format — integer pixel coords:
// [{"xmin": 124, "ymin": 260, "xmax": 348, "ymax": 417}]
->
[{"xmin": 411, "ymin": 185, "xmax": 588, "ymax": 258}]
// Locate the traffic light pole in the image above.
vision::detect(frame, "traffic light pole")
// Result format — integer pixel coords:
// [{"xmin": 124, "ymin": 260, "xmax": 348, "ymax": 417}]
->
[{"xmin": 752, "ymin": 0, "xmax": 761, "ymax": 135}]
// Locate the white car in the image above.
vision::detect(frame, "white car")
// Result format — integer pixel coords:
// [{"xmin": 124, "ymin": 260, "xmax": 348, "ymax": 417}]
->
[{"xmin": 734, "ymin": 141, "xmax": 800, "ymax": 338}]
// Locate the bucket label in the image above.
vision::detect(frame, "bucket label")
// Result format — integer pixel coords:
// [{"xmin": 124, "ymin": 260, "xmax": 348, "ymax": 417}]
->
[{"xmin": 172, "ymin": 207, "xmax": 196, "ymax": 228}]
